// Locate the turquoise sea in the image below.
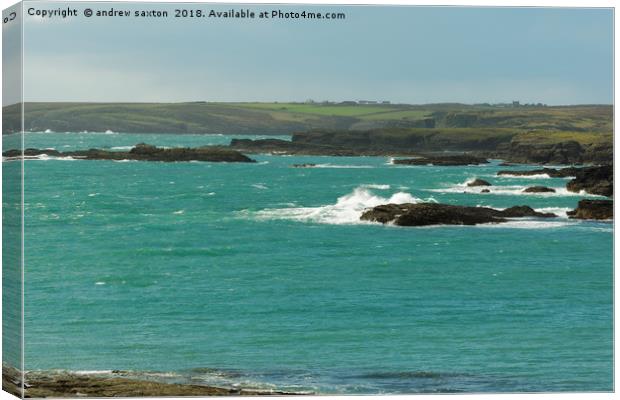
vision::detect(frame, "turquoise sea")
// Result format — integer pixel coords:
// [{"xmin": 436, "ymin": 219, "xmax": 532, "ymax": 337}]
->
[{"xmin": 10, "ymin": 132, "xmax": 613, "ymax": 393}]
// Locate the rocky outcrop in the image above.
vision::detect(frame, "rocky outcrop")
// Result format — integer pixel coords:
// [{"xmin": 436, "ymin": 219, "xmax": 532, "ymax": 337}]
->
[
  {"xmin": 392, "ymin": 155, "xmax": 489, "ymax": 166},
  {"xmin": 467, "ymin": 179, "xmax": 491, "ymax": 187},
  {"xmin": 3, "ymin": 144, "xmax": 256, "ymax": 163},
  {"xmin": 497, "ymin": 139, "xmax": 612, "ymax": 165},
  {"xmin": 566, "ymin": 165, "xmax": 613, "ymax": 197},
  {"xmin": 523, "ymin": 186, "xmax": 556, "ymax": 193},
  {"xmin": 0, "ymin": 365, "xmax": 301, "ymax": 398},
  {"xmin": 360, "ymin": 203, "xmax": 556, "ymax": 226},
  {"xmin": 502, "ymin": 140, "xmax": 585, "ymax": 164},
  {"xmin": 567, "ymin": 199, "xmax": 613, "ymax": 220},
  {"xmin": 497, "ymin": 167, "xmax": 581, "ymax": 178}
]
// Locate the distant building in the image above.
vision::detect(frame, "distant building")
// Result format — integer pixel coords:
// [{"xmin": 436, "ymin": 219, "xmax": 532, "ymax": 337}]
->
[{"xmin": 512, "ymin": 100, "xmax": 520, "ymax": 107}]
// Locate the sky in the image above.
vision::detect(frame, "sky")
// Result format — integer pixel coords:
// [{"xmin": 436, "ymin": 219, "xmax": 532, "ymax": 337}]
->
[{"xmin": 5, "ymin": 2, "xmax": 615, "ymax": 105}]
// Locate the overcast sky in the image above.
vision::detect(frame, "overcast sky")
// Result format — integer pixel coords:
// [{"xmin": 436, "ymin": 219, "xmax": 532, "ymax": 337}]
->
[{"xmin": 9, "ymin": 3, "xmax": 615, "ymax": 105}]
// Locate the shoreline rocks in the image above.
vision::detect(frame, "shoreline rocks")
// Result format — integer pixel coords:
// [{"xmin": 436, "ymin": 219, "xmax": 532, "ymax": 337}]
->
[
  {"xmin": 2, "ymin": 143, "xmax": 257, "ymax": 163},
  {"xmin": 523, "ymin": 186, "xmax": 556, "ymax": 193},
  {"xmin": 497, "ymin": 167, "xmax": 582, "ymax": 178},
  {"xmin": 360, "ymin": 203, "xmax": 556, "ymax": 226},
  {"xmin": 566, "ymin": 165, "xmax": 613, "ymax": 197},
  {"xmin": 2, "ymin": 365, "xmax": 304, "ymax": 398},
  {"xmin": 567, "ymin": 199, "xmax": 613, "ymax": 220},
  {"xmin": 392, "ymin": 155, "xmax": 489, "ymax": 166}
]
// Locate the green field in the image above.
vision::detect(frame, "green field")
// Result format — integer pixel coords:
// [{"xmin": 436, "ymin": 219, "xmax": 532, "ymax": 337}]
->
[{"xmin": 2, "ymin": 102, "xmax": 612, "ymax": 147}]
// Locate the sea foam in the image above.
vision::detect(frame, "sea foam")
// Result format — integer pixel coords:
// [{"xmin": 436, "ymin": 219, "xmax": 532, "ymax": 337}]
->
[{"xmin": 253, "ymin": 186, "xmax": 433, "ymax": 225}]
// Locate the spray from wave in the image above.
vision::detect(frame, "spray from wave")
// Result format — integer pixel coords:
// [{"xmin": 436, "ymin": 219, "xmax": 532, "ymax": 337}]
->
[{"xmin": 252, "ymin": 186, "xmax": 435, "ymax": 225}]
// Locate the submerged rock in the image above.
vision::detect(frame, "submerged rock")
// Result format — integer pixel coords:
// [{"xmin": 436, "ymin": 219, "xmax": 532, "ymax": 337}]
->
[
  {"xmin": 467, "ymin": 179, "xmax": 491, "ymax": 187},
  {"xmin": 567, "ymin": 199, "xmax": 613, "ymax": 220},
  {"xmin": 566, "ymin": 165, "xmax": 613, "ymax": 197},
  {"xmin": 292, "ymin": 163, "xmax": 317, "ymax": 168},
  {"xmin": 2, "ymin": 144, "xmax": 256, "ymax": 163},
  {"xmin": 523, "ymin": 186, "xmax": 556, "ymax": 193},
  {"xmin": 392, "ymin": 155, "xmax": 489, "ymax": 166},
  {"xmin": 481, "ymin": 189, "xmax": 491, "ymax": 193},
  {"xmin": 360, "ymin": 203, "xmax": 556, "ymax": 226}
]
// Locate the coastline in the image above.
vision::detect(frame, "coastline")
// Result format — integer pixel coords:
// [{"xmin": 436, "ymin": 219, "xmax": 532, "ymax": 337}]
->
[{"xmin": 2, "ymin": 365, "xmax": 307, "ymax": 397}]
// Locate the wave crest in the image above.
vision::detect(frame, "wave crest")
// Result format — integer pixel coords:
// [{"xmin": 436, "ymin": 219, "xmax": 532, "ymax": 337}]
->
[{"xmin": 253, "ymin": 186, "xmax": 434, "ymax": 225}]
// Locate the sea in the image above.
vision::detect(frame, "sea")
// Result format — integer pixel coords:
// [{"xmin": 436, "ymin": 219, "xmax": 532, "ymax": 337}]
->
[{"xmin": 5, "ymin": 131, "xmax": 613, "ymax": 394}]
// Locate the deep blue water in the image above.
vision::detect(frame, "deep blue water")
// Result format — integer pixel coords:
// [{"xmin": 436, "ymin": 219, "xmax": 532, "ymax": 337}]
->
[{"xmin": 13, "ymin": 132, "xmax": 613, "ymax": 393}]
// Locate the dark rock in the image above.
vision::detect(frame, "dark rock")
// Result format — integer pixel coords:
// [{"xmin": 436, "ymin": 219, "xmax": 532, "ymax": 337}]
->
[
  {"xmin": 292, "ymin": 163, "xmax": 317, "ymax": 168},
  {"xmin": 503, "ymin": 140, "xmax": 586, "ymax": 164},
  {"xmin": 2, "ymin": 145, "xmax": 256, "ymax": 163},
  {"xmin": 497, "ymin": 167, "xmax": 581, "ymax": 178},
  {"xmin": 392, "ymin": 155, "xmax": 489, "ymax": 166},
  {"xmin": 567, "ymin": 199, "xmax": 613, "ymax": 220},
  {"xmin": 467, "ymin": 179, "xmax": 491, "ymax": 187},
  {"xmin": 566, "ymin": 165, "xmax": 613, "ymax": 197},
  {"xmin": 360, "ymin": 203, "xmax": 556, "ymax": 226},
  {"xmin": 523, "ymin": 186, "xmax": 556, "ymax": 193},
  {"xmin": 481, "ymin": 189, "xmax": 491, "ymax": 193}
]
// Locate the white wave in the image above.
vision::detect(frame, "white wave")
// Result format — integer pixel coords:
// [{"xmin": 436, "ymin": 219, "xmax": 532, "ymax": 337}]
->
[
  {"xmin": 497, "ymin": 173, "xmax": 553, "ymax": 179},
  {"xmin": 534, "ymin": 207, "xmax": 573, "ymax": 218},
  {"xmin": 386, "ymin": 157, "xmax": 395, "ymax": 165},
  {"xmin": 95, "ymin": 282, "xmax": 106, "ymax": 285},
  {"xmin": 26, "ymin": 154, "xmax": 78, "ymax": 161},
  {"xmin": 481, "ymin": 220, "xmax": 573, "ymax": 229},
  {"xmin": 110, "ymin": 146, "xmax": 133, "ymax": 151},
  {"xmin": 104, "ymin": 129, "xmax": 116, "ymax": 134},
  {"xmin": 312, "ymin": 164, "xmax": 374, "ymax": 169},
  {"xmin": 112, "ymin": 159, "xmax": 137, "ymax": 163},
  {"xmin": 252, "ymin": 183, "xmax": 268, "ymax": 190},
  {"xmin": 44, "ymin": 129, "xmax": 54, "ymax": 133},
  {"xmin": 173, "ymin": 210, "xmax": 185, "ymax": 215},
  {"xmin": 361, "ymin": 184, "xmax": 391, "ymax": 190},
  {"xmin": 72, "ymin": 370, "xmax": 113, "ymax": 375},
  {"xmin": 428, "ymin": 184, "xmax": 597, "ymax": 197},
  {"xmin": 252, "ymin": 186, "xmax": 433, "ymax": 225}
]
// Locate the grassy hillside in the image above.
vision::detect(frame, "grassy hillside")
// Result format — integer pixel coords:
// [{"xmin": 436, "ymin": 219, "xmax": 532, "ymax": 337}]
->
[{"xmin": 2, "ymin": 102, "xmax": 612, "ymax": 143}]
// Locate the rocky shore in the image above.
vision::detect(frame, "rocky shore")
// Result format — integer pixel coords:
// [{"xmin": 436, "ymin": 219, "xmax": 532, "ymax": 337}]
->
[
  {"xmin": 497, "ymin": 165, "xmax": 613, "ymax": 197},
  {"xmin": 566, "ymin": 165, "xmax": 613, "ymax": 197},
  {"xmin": 2, "ymin": 365, "xmax": 303, "ymax": 397},
  {"xmin": 568, "ymin": 199, "xmax": 613, "ymax": 220},
  {"xmin": 392, "ymin": 155, "xmax": 489, "ymax": 166},
  {"xmin": 2, "ymin": 143, "xmax": 256, "ymax": 163},
  {"xmin": 360, "ymin": 203, "xmax": 556, "ymax": 226}
]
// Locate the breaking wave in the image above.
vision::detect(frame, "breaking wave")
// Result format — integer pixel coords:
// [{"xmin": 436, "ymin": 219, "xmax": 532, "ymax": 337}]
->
[
  {"xmin": 251, "ymin": 186, "xmax": 434, "ymax": 225},
  {"xmin": 428, "ymin": 181, "xmax": 597, "ymax": 197}
]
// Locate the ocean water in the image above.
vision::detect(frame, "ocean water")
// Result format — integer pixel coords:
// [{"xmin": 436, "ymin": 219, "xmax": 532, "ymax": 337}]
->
[{"xmin": 13, "ymin": 132, "xmax": 613, "ymax": 393}]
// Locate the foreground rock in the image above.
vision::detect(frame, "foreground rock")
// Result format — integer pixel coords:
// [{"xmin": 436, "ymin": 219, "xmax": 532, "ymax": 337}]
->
[
  {"xmin": 360, "ymin": 203, "xmax": 556, "ymax": 226},
  {"xmin": 523, "ymin": 186, "xmax": 556, "ymax": 193},
  {"xmin": 2, "ymin": 365, "xmax": 303, "ymax": 398},
  {"xmin": 467, "ymin": 179, "xmax": 491, "ymax": 187},
  {"xmin": 392, "ymin": 155, "xmax": 489, "ymax": 166},
  {"xmin": 2, "ymin": 143, "xmax": 256, "ymax": 163},
  {"xmin": 567, "ymin": 199, "xmax": 613, "ymax": 220},
  {"xmin": 566, "ymin": 165, "xmax": 613, "ymax": 197}
]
